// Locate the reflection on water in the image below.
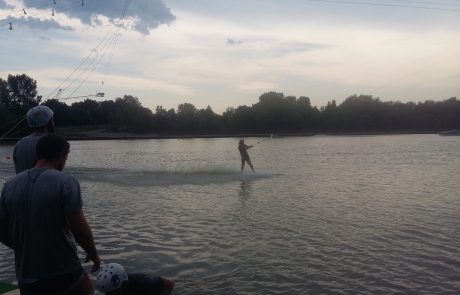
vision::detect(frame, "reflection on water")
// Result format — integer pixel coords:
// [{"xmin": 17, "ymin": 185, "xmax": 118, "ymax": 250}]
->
[
  {"xmin": 0, "ymin": 135, "xmax": 459, "ymax": 294},
  {"xmin": 239, "ymin": 180, "xmax": 253, "ymax": 200}
]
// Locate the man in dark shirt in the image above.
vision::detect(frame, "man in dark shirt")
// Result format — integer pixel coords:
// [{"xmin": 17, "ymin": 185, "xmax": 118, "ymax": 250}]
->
[
  {"xmin": 0, "ymin": 134, "xmax": 100, "ymax": 295},
  {"xmin": 13, "ymin": 105, "xmax": 55, "ymax": 174}
]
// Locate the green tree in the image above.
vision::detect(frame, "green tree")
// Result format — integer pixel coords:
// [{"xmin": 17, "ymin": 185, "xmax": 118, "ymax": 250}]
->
[
  {"xmin": 42, "ymin": 99, "xmax": 72, "ymax": 126},
  {"xmin": 4, "ymin": 74, "xmax": 41, "ymax": 116},
  {"xmin": 152, "ymin": 105, "xmax": 175, "ymax": 134},
  {"xmin": 111, "ymin": 95, "xmax": 154, "ymax": 132},
  {"xmin": 70, "ymin": 99, "xmax": 103, "ymax": 125},
  {"xmin": 0, "ymin": 78, "xmax": 8, "ymax": 106},
  {"xmin": 196, "ymin": 106, "xmax": 221, "ymax": 133}
]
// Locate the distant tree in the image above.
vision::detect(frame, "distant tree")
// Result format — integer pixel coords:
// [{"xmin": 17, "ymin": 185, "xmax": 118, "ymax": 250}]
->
[
  {"xmin": 196, "ymin": 106, "xmax": 221, "ymax": 133},
  {"xmin": 442, "ymin": 97, "xmax": 460, "ymax": 129},
  {"xmin": 121, "ymin": 95, "xmax": 142, "ymax": 108},
  {"xmin": 152, "ymin": 105, "xmax": 175, "ymax": 134},
  {"xmin": 42, "ymin": 99, "xmax": 72, "ymax": 126},
  {"xmin": 253, "ymin": 92, "xmax": 287, "ymax": 132},
  {"xmin": 177, "ymin": 103, "xmax": 197, "ymax": 115},
  {"xmin": 0, "ymin": 78, "xmax": 8, "ymax": 106},
  {"xmin": 249, "ymin": 92, "xmax": 320, "ymax": 133},
  {"xmin": 335, "ymin": 95, "xmax": 384, "ymax": 131},
  {"xmin": 100, "ymin": 100, "xmax": 117, "ymax": 128},
  {"xmin": 232, "ymin": 105, "xmax": 254, "ymax": 133},
  {"xmin": 295, "ymin": 96, "xmax": 320, "ymax": 131},
  {"xmin": 2, "ymin": 73, "xmax": 460, "ymax": 137},
  {"xmin": 0, "ymin": 79, "xmax": 11, "ymax": 133},
  {"xmin": 221, "ymin": 107, "xmax": 236, "ymax": 133},
  {"xmin": 3, "ymin": 74, "xmax": 41, "ymax": 116},
  {"xmin": 111, "ymin": 95, "xmax": 154, "ymax": 132},
  {"xmin": 70, "ymin": 99, "xmax": 103, "ymax": 125},
  {"xmin": 321, "ymin": 100, "xmax": 338, "ymax": 131},
  {"xmin": 175, "ymin": 103, "xmax": 198, "ymax": 133},
  {"xmin": 0, "ymin": 101, "xmax": 17, "ymax": 136}
]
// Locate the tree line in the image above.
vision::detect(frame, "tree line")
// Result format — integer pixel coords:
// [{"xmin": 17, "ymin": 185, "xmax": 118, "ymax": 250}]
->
[{"xmin": 1, "ymin": 74, "xmax": 459, "ymax": 137}]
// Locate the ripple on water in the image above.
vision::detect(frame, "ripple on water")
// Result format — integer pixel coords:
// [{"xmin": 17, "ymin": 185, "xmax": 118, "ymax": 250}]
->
[{"xmin": 0, "ymin": 136, "xmax": 459, "ymax": 294}]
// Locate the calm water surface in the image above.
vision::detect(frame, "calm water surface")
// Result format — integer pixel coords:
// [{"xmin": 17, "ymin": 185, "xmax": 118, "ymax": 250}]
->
[{"xmin": 0, "ymin": 135, "xmax": 459, "ymax": 294}]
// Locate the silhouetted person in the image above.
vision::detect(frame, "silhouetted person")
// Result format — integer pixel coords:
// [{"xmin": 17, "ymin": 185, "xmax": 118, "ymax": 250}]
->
[
  {"xmin": 1, "ymin": 134, "xmax": 100, "ymax": 295},
  {"xmin": 13, "ymin": 105, "xmax": 55, "ymax": 174},
  {"xmin": 238, "ymin": 139, "xmax": 255, "ymax": 172}
]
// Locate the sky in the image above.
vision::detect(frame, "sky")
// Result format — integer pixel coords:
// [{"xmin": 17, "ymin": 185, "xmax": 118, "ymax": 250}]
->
[{"xmin": 0, "ymin": 0, "xmax": 459, "ymax": 113}]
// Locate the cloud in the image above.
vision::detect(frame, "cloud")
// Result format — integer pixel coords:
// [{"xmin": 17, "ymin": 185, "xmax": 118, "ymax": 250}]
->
[
  {"xmin": 237, "ymin": 81, "xmax": 280, "ymax": 92},
  {"xmin": 21, "ymin": 0, "xmax": 175, "ymax": 34},
  {"xmin": 227, "ymin": 38, "xmax": 243, "ymax": 45},
  {"xmin": 0, "ymin": 0, "xmax": 13, "ymax": 9},
  {"xmin": 3, "ymin": 15, "xmax": 73, "ymax": 30},
  {"xmin": 271, "ymin": 41, "xmax": 327, "ymax": 57},
  {"xmin": 2, "ymin": 4, "xmax": 458, "ymax": 113}
]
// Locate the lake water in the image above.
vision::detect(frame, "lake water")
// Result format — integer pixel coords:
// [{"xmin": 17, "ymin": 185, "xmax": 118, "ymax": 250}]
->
[{"xmin": 0, "ymin": 134, "xmax": 459, "ymax": 294}]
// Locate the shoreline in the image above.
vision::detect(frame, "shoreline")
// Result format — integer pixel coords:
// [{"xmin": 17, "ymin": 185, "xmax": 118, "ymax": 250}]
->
[{"xmin": 0, "ymin": 131, "xmax": 440, "ymax": 143}]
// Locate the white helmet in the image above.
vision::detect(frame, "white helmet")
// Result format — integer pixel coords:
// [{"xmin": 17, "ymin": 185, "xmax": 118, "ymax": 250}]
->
[
  {"xmin": 26, "ymin": 105, "xmax": 54, "ymax": 128},
  {"xmin": 96, "ymin": 263, "xmax": 129, "ymax": 293}
]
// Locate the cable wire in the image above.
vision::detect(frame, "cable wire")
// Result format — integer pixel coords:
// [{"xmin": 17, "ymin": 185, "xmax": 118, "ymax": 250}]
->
[{"xmin": 0, "ymin": 0, "xmax": 133, "ymax": 139}]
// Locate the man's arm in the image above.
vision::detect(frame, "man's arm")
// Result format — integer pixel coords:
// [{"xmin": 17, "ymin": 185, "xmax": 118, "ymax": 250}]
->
[
  {"xmin": 66, "ymin": 210, "xmax": 101, "ymax": 272},
  {"xmin": 12, "ymin": 144, "xmax": 17, "ymax": 173},
  {"xmin": 0, "ymin": 189, "xmax": 12, "ymax": 248},
  {"xmin": 0, "ymin": 215, "xmax": 12, "ymax": 248}
]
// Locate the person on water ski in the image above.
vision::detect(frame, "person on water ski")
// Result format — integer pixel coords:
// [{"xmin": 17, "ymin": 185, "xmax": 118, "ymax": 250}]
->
[{"xmin": 238, "ymin": 139, "xmax": 255, "ymax": 172}]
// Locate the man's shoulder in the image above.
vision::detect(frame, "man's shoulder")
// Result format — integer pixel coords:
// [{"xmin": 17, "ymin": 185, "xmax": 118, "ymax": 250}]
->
[
  {"xmin": 16, "ymin": 134, "xmax": 39, "ymax": 142},
  {"xmin": 4, "ymin": 169, "xmax": 76, "ymax": 186},
  {"xmin": 23, "ymin": 168, "xmax": 79, "ymax": 188},
  {"xmin": 1, "ymin": 172, "xmax": 27, "ymax": 202},
  {"xmin": 3, "ymin": 171, "xmax": 27, "ymax": 186},
  {"xmin": 45, "ymin": 169, "xmax": 79, "ymax": 182},
  {"xmin": 15, "ymin": 134, "xmax": 42, "ymax": 148}
]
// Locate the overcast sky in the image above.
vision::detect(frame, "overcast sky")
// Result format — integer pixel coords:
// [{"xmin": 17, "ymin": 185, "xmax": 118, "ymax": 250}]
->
[{"xmin": 1, "ymin": 0, "xmax": 459, "ymax": 113}]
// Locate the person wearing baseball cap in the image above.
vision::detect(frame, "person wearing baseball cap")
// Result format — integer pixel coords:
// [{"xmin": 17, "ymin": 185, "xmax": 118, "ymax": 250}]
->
[{"xmin": 13, "ymin": 105, "xmax": 55, "ymax": 173}]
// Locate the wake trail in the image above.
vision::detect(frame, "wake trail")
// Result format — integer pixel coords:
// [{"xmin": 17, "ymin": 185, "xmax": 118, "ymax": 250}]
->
[{"xmin": 67, "ymin": 166, "xmax": 276, "ymax": 187}]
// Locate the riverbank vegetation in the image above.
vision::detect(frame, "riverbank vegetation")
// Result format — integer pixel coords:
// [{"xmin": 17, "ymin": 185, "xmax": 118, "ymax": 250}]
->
[{"xmin": 1, "ymin": 74, "xmax": 459, "ymax": 137}]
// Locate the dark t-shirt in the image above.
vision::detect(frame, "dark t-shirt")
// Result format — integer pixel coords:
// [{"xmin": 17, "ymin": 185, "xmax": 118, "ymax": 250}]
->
[
  {"xmin": 13, "ymin": 134, "xmax": 43, "ymax": 174},
  {"xmin": 107, "ymin": 273, "xmax": 164, "ymax": 295}
]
